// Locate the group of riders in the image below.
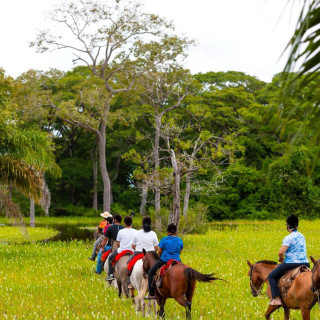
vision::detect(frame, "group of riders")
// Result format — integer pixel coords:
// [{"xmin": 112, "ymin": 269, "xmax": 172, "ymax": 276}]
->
[
  {"xmin": 88, "ymin": 211, "xmax": 183, "ymax": 300},
  {"xmin": 89, "ymin": 211, "xmax": 309, "ymax": 305}
]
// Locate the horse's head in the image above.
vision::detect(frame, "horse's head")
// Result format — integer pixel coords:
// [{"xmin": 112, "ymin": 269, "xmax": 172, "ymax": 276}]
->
[
  {"xmin": 310, "ymin": 256, "xmax": 320, "ymax": 294},
  {"xmin": 142, "ymin": 249, "xmax": 159, "ymax": 279},
  {"xmin": 247, "ymin": 260, "xmax": 276, "ymax": 297}
]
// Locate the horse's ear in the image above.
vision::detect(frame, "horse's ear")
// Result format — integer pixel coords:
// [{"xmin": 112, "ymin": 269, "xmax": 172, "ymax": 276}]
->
[
  {"xmin": 246, "ymin": 260, "xmax": 253, "ymax": 267},
  {"xmin": 310, "ymin": 256, "xmax": 317, "ymax": 265},
  {"xmin": 142, "ymin": 249, "xmax": 147, "ymax": 256}
]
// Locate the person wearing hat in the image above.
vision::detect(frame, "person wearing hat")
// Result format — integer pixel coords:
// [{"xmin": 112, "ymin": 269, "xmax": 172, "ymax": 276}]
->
[
  {"xmin": 88, "ymin": 211, "xmax": 112, "ymax": 261},
  {"xmin": 267, "ymin": 215, "xmax": 310, "ymax": 306}
]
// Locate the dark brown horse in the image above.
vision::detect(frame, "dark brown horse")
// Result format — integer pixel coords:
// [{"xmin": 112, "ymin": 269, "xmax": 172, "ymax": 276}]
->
[
  {"xmin": 142, "ymin": 251, "xmax": 222, "ymax": 319},
  {"xmin": 310, "ymin": 256, "xmax": 320, "ymax": 303},
  {"xmin": 247, "ymin": 260, "xmax": 317, "ymax": 320}
]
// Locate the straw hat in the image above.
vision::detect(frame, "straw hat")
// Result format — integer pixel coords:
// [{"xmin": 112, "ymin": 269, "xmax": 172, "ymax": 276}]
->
[{"xmin": 100, "ymin": 211, "xmax": 112, "ymax": 218}]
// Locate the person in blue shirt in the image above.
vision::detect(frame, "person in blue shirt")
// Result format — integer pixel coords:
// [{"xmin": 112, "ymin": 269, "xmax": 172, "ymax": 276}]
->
[
  {"xmin": 268, "ymin": 215, "xmax": 310, "ymax": 306},
  {"xmin": 145, "ymin": 223, "xmax": 183, "ymax": 300}
]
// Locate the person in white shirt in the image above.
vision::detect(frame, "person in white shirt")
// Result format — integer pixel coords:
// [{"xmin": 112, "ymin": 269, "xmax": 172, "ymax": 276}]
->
[
  {"xmin": 106, "ymin": 216, "xmax": 137, "ymax": 280},
  {"xmin": 127, "ymin": 216, "xmax": 159, "ymax": 288}
]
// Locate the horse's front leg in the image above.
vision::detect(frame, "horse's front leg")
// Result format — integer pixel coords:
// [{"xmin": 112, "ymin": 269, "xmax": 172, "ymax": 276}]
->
[
  {"xmin": 283, "ymin": 307, "xmax": 290, "ymax": 320},
  {"xmin": 264, "ymin": 305, "xmax": 280, "ymax": 320},
  {"xmin": 300, "ymin": 307, "xmax": 311, "ymax": 320}
]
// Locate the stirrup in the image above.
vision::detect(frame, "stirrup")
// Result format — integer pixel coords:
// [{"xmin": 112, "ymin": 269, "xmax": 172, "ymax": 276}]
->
[
  {"xmin": 144, "ymin": 296, "xmax": 156, "ymax": 300},
  {"xmin": 105, "ymin": 275, "xmax": 115, "ymax": 281}
]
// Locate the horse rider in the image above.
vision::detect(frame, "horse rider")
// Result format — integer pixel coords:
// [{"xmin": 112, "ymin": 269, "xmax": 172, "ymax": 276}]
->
[
  {"xmin": 106, "ymin": 216, "xmax": 137, "ymax": 281},
  {"xmin": 97, "ymin": 214, "xmax": 124, "ymax": 274},
  {"xmin": 145, "ymin": 223, "xmax": 183, "ymax": 300},
  {"xmin": 127, "ymin": 216, "xmax": 159, "ymax": 288},
  {"xmin": 268, "ymin": 214, "xmax": 310, "ymax": 305},
  {"xmin": 88, "ymin": 211, "xmax": 112, "ymax": 261},
  {"xmin": 94, "ymin": 216, "xmax": 113, "ymax": 274}
]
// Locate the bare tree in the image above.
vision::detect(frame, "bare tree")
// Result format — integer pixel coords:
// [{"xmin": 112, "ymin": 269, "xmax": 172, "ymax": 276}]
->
[{"xmin": 31, "ymin": 0, "xmax": 178, "ymax": 211}]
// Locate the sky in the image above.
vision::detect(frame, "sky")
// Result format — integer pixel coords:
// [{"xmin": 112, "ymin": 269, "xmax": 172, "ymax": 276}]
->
[{"xmin": 0, "ymin": 0, "xmax": 301, "ymax": 82}]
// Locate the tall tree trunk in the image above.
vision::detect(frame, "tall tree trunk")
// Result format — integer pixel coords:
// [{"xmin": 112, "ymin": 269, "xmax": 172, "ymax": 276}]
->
[
  {"xmin": 98, "ymin": 120, "xmax": 111, "ymax": 212},
  {"xmin": 90, "ymin": 147, "xmax": 98, "ymax": 210},
  {"xmin": 154, "ymin": 115, "xmax": 162, "ymax": 231},
  {"xmin": 168, "ymin": 149, "xmax": 181, "ymax": 228},
  {"xmin": 140, "ymin": 182, "xmax": 148, "ymax": 215},
  {"xmin": 30, "ymin": 198, "xmax": 35, "ymax": 227},
  {"xmin": 183, "ymin": 173, "xmax": 191, "ymax": 216},
  {"xmin": 92, "ymin": 157, "xmax": 98, "ymax": 210}
]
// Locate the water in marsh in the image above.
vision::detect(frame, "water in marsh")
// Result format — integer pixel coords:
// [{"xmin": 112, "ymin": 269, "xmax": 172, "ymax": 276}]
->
[{"xmin": 43, "ymin": 224, "xmax": 95, "ymax": 242}]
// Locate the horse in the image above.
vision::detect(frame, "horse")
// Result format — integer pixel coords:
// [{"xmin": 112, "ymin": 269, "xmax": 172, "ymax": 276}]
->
[
  {"xmin": 142, "ymin": 250, "xmax": 222, "ymax": 320},
  {"xmin": 310, "ymin": 256, "xmax": 320, "ymax": 303},
  {"xmin": 247, "ymin": 260, "xmax": 317, "ymax": 320},
  {"xmin": 114, "ymin": 252, "xmax": 132, "ymax": 298}
]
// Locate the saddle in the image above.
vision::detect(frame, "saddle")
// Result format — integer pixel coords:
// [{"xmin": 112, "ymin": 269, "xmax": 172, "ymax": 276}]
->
[
  {"xmin": 101, "ymin": 249, "xmax": 111, "ymax": 262},
  {"xmin": 279, "ymin": 265, "xmax": 310, "ymax": 298},
  {"xmin": 127, "ymin": 253, "xmax": 144, "ymax": 272},
  {"xmin": 111, "ymin": 250, "xmax": 132, "ymax": 266},
  {"xmin": 154, "ymin": 259, "xmax": 181, "ymax": 289}
]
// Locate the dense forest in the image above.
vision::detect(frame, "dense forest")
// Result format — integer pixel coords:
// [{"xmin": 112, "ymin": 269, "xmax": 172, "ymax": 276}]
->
[
  {"xmin": 1, "ymin": 67, "xmax": 320, "ymax": 223},
  {"xmin": 1, "ymin": 0, "xmax": 320, "ymax": 227}
]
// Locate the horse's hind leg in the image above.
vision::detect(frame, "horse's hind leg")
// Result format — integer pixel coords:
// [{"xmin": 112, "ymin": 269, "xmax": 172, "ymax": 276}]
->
[
  {"xmin": 117, "ymin": 280, "xmax": 122, "ymax": 298},
  {"xmin": 264, "ymin": 305, "xmax": 279, "ymax": 320},
  {"xmin": 175, "ymin": 296, "xmax": 192, "ymax": 320}
]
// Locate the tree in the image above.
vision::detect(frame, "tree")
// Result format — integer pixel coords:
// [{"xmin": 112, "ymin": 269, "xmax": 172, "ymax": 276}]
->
[
  {"xmin": 31, "ymin": 0, "xmax": 182, "ymax": 212},
  {"xmin": 0, "ymin": 69, "xmax": 60, "ymax": 225}
]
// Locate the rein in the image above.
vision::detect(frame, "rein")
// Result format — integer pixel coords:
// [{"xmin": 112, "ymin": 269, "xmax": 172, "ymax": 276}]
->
[
  {"xmin": 250, "ymin": 263, "xmax": 267, "ymax": 296},
  {"xmin": 311, "ymin": 260, "xmax": 320, "ymax": 305}
]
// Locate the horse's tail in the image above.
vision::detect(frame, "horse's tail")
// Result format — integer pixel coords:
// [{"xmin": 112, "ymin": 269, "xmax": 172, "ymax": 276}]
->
[{"xmin": 184, "ymin": 267, "xmax": 225, "ymax": 284}]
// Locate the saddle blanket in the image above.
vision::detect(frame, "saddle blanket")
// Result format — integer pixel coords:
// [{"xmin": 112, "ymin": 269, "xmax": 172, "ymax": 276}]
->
[
  {"xmin": 160, "ymin": 259, "xmax": 181, "ymax": 277},
  {"xmin": 112, "ymin": 250, "xmax": 132, "ymax": 266},
  {"xmin": 101, "ymin": 249, "xmax": 111, "ymax": 262},
  {"xmin": 127, "ymin": 253, "xmax": 144, "ymax": 272},
  {"xmin": 279, "ymin": 265, "xmax": 310, "ymax": 298}
]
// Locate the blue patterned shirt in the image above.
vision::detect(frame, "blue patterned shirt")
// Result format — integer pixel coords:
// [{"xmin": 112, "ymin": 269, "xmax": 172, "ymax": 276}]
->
[{"xmin": 283, "ymin": 230, "xmax": 308, "ymax": 263}]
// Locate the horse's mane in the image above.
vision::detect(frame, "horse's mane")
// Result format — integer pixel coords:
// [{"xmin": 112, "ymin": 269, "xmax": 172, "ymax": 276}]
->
[
  {"xmin": 256, "ymin": 260, "xmax": 277, "ymax": 265},
  {"xmin": 148, "ymin": 250, "xmax": 160, "ymax": 260}
]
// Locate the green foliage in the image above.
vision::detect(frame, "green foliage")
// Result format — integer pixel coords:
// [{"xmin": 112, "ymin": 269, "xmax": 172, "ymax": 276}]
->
[{"xmin": 179, "ymin": 203, "xmax": 208, "ymax": 234}]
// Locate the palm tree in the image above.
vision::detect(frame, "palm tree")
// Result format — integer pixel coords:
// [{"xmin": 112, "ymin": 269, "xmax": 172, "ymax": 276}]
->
[{"xmin": 0, "ymin": 69, "xmax": 60, "ymax": 225}]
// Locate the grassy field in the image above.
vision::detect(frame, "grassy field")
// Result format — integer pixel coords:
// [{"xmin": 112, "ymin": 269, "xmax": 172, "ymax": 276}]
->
[{"xmin": 1, "ymin": 218, "xmax": 320, "ymax": 319}]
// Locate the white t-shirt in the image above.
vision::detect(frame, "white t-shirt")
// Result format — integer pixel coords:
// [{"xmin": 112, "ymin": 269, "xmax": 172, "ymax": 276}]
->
[
  {"xmin": 116, "ymin": 227, "xmax": 138, "ymax": 253},
  {"xmin": 132, "ymin": 229, "xmax": 159, "ymax": 252}
]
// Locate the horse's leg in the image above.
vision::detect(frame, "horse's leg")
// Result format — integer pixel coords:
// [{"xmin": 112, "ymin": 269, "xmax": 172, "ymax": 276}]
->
[
  {"xmin": 175, "ymin": 296, "xmax": 192, "ymax": 320},
  {"xmin": 300, "ymin": 308, "xmax": 311, "ymax": 320},
  {"xmin": 158, "ymin": 297, "xmax": 166, "ymax": 319},
  {"xmin": 264, "ymin": 305, "xmax": 280, "ymax": 320},
  {"xmin": 117, "ymin": 279, "xmax": 122, "ymax": 298},
  {"xmin": 283, "ymin": 308, "xmax": 290, "ymax": 320}
]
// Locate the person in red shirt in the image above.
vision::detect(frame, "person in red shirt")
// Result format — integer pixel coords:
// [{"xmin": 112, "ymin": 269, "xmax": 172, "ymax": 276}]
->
[{"xmin": 88, "ymin": 211, "xmax": 112, "ymax": 261}]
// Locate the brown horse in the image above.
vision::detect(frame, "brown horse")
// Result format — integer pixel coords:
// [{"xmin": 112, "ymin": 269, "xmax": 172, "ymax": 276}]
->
[
  {"xmin": 310, "ymin": 256, "xmax": 320, "ymax": 303},
  {"xmin": 142, "ymin": 251, "xmax": 222, "ymax": 319},
  {"xmin": 247, "ymin": 260, "xmax": 317, "ymax": 320}
]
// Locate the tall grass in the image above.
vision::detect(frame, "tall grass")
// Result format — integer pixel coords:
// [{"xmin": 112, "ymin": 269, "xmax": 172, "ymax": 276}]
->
[{"xmin": 0, "ymin": 218, "xmax": 319, "ymax": 319}]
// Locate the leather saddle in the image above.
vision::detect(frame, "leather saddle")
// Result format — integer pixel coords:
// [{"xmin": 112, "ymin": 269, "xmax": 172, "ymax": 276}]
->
[
  {"xmin": 279, "ymin": 265, "xmax": 310, "ymax": 298},
  {"xmin": 154, "ymin": 260, "xmax": 181, "ymax": 289}
]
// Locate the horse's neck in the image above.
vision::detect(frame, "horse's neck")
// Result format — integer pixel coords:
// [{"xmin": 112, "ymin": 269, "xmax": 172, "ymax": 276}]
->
[{"xmin": 258, "ymin": 264, "xmax": 277, "ymax": 281}]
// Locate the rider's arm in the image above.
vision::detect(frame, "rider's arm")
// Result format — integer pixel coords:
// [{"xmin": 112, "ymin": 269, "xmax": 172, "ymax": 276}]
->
[
  {"xmin": 115, "ymin": 241, "xmax": 120, "ymax": 250},
  {"xmin": 100, "ymin": 237, "xmax": 109, "ymax": 253},
  {"xmin": 278, "ymin": 245, "xmax": 288, "ymax": 263},
  {"xmin": 132, "ymin": 244, "xmax": 136, "ymax": 250},
  {"xmin": 157, "ymin": 248, "xmax": 163, "ymax": 257},
  {"xmin": 154, "ymin": 246, "xmax": 158, "ymax": 251}
]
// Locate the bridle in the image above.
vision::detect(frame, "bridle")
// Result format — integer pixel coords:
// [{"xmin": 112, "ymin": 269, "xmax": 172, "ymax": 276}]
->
[
  {"xmin": 142, "ymin": 254, "xmax": 148, "ymax": 279},
  {"xmin": 249, "ymin": 263, "xmax": 267, "ymax": 296},
  {"xmin": 311, "ymin": 259, "xmax": 320, "ymax": 304}
]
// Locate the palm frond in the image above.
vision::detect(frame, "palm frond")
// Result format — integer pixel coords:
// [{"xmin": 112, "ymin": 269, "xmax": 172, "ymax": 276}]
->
[{"xmin": 0, "ymin": 156, "xmax": 44, "ymax": 202}]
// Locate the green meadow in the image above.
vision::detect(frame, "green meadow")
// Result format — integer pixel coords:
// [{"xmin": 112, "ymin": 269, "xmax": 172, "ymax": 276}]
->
[{"xmin": 1, "ymin": 218, "xmax": 320, "ymax": 319}]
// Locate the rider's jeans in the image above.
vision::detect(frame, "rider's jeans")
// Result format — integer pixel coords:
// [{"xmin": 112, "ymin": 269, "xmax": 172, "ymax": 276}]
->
[
  {"xmin": 268, "ymin": 262, "xmax": 310, "ymax": 298},
  {"xmin": 95, "ymin": 245, "xmax": 111, "ymax": 274}
]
